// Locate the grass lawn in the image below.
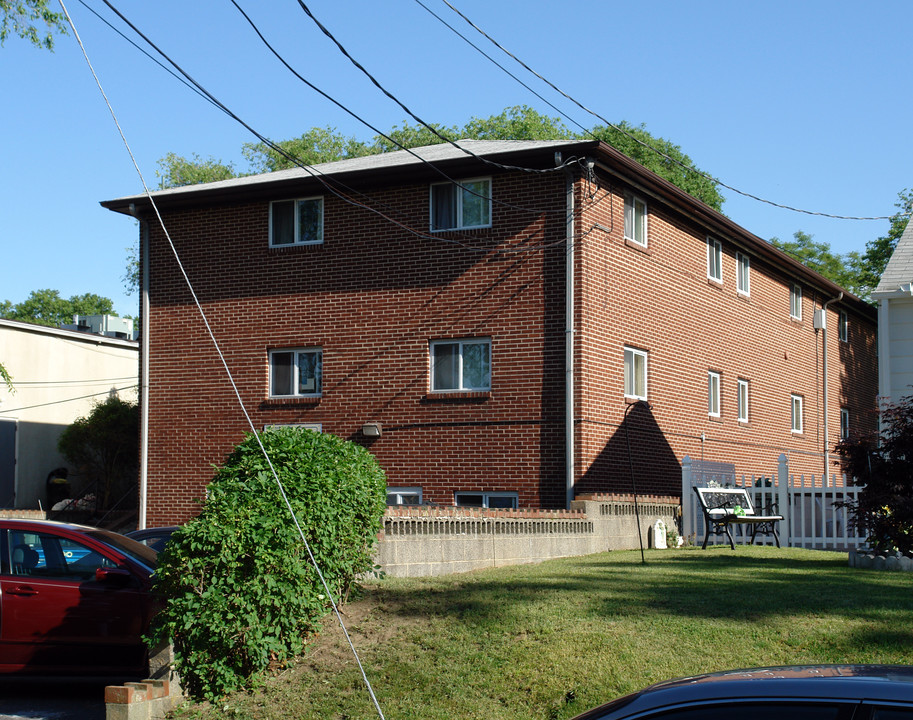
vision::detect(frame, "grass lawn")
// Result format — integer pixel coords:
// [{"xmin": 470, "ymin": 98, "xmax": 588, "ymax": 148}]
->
[{"xmin": 173, "ymin": 546, "xmax": 913, "ymax": 720}]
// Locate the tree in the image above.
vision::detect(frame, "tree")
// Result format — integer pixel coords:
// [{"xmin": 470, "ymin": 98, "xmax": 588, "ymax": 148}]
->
[
  {"xmin": 156, "ymin": 152, "xmax": 237, "ymax": 190},
  {"xmin": 0, "ymin": 362, "xmax": 12, "ymax": 393},
  {"xmin": 150, "ymin": 427, "xmax": 387, "ymax": 700},
  {"xmin": 770, "ymin": 230, "xmax": 861, "ymax": 293},
  {"xmin": 57, "ymin": 396, "xmax": 139, "ymax": 510},
  {"xmin": 0, "ymin": 288, "xmax": 115, "ymax": 327},
  {"xmin": 590, "ymin": 121, "xmax": 725, "ymax": 211},
  {"xmin": 243, "ymin": 126, "xmax": 369, "ymax": 174},
  {"xmin": 852, "ymin": 189, "xmax": 913, "ymax": 299},
  {"xmin": 0, "ymin": 0, "xmax": 67, "ymax": 49},
  {"xmin": 837, "ymin": 395, "xmax": 913, "ymax": 554}
]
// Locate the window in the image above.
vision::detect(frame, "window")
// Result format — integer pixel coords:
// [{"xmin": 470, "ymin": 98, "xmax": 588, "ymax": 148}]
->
[
  {"xmin": 624, "ymin": 347, "xmax": 648, "ymax": 400},
  {"xmin": 790, "ymin": 284, "xmax": 802, "ymax": 319},
  {"xmin": 737, "ymin": 379, "xmax": 749, "ymax": 422},
  {"xmin": 791, "ymin": 394, "xmax": 804, "ymax": 433},
  {"xmin": 269, "ymin": 348, "xmax": 322, "ymax": 397},
  {"xmin": 708, "ymin": 371, "xmax": 721, "ymax": 417},
  {"xmin": 737, "ymin": 252, "xmax": 750, "ymax": 295},
  {"xmin": 624, "ymin": 193, "xmax": 648, "ymax": 246},
  {"xmin": 430, "ymin": 339, "xmax": 491, "ymax": 392},
  {"xmin": 387, "ymin": 487, "xmax": 422, "ymax": 506},
  {"xmin": 455, "ymin": 492, "xmax": 518, "ymax": 509},
  {"xmin": 270, "ymin": 197, "xmax": 323, "ymax": 246},
  {"xmin": 430, "ymin": 178, "xmax": 491, "ymax": 231},
  {"xmin": 841, "ymin": 408, "xmax": 850, "ymax": 439},
  {"xmin": 707, "ymin": 237, "xmax": 723, "ymax": 282},
  {"xmin": 839, "ymin": 310, "xmax": 849, "ymax": 342}
]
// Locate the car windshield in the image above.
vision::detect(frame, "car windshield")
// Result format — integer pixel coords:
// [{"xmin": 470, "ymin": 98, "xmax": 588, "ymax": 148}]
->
[{"xmin": 87, "ymin": 529, "xmax": 158, "ymax": 571}]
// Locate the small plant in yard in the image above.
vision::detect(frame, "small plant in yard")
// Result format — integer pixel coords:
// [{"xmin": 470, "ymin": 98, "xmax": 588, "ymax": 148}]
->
[
  {"xmin": 837, "ymin": 394, "xmax": 913, "ymax": 554},
  {"xmin": 150, "ymin": 427, "xmax": 387, "ymax": 701}
]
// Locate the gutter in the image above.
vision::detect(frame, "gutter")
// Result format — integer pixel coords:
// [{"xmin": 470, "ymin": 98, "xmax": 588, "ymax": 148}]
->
[{"xmin": 564, "ymin": 161, "xmax": 576, "ymax": 508}]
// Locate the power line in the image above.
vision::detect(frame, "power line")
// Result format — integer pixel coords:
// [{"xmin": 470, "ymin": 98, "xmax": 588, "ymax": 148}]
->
[
  {"xmin": 432, "ymin": 0, "xmax": 901, "ymax": 222},
  {"xmin": 59, "ymin": 3, "xmax": 387, "ymax": 715},
  {"xmin": 293, "ymin": 0, "xmax": 573, "ymax": 176}
]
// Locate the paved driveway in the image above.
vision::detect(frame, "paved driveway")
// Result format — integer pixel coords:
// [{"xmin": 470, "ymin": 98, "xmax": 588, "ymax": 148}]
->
[{"xmin": 0, "ymin": 679, "xmax": 105, "ymax": 720}]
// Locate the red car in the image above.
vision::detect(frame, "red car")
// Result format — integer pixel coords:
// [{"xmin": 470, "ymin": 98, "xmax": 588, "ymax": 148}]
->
[{"xmin": 0, "ymin": 519, "xmax": 158, "ymax": 677}]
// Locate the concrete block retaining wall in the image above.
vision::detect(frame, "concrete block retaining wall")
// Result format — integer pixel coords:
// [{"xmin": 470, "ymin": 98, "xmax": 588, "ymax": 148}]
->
[{"xmin": 377, "ymin": 495, "xmax": 679, "ymax": 577}]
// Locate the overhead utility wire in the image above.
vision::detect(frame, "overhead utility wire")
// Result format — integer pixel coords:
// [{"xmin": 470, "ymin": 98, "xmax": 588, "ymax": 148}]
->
[
  {"xmin": 229, "ymin": 0, "xmax": 566, "ymax": 218},
  {"xmin": 74, "ymin": 0, "xmax": 220, "ymax": 113},
  {"xmin": 95, "ymin": 0, "xmax": 546, "ymax": 255},
  {"xmin": 87, "ymin": 1, "xmax": 588, "ymax": 256},
  {"xmin": 58, "ymin": 3, "xmax": 386, "ymax": 717},
  {"xmin": 293, "ymin": 0, "xmax": 573, "ymax": 175},
  {"xmin": 435, "ymin": 0, "xmax": 899, "ymax": 222}
]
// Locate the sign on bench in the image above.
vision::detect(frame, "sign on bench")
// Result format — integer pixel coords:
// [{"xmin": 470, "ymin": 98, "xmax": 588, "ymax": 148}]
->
[{"xmin": 694, "ymin": 486, "xmax": 783, "ymax": 550}]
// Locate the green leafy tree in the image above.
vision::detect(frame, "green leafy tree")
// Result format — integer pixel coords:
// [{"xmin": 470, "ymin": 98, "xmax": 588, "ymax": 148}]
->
[
  {"xmin": 853, "ymin": 189, "xmax": 913, "ymax": 299},
  {"xmin": 57, "ymin": 396, "xmax": 139, "ymax": 509},
  {"xmin": 0, "ymin": 0, "xmax": 67, "ymax": 49},
  {"xmin": 156, "ymin": 152, "xmax": 237, "ymax": 190},
  {"xmin": 591, "ymin": 121, "xmax": 726, "ymax": 211},
  {"xmin": 462, "ymin": 105, "xmax": 576, "ymax": 141},
  {"xmin": 243, "ymin": 126, "xmax": 369, "ymax": 174},
  {"xmin": 770, "ymin": 230, "xmax": 861, "ymax": 292},
  {"xmin": 0, "ymin": 288, "xmax": 115, "ymax": 327},
  {"xmin": 150, "ymin": 427, "xmax": 387, "ymax": 701},
  {"xmin": 0, "ymin": 363, "xmax": 12, "ymax": 393}
]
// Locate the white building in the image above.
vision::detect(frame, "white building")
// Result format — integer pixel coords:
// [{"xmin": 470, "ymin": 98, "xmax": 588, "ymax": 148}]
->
[
  {"xmin": 874, "ymin": 219, "xmax": 913, "ymax": 407},
  {"xmin": 0, "ymin": 319, "xmax": 138, "ymax": 509}
]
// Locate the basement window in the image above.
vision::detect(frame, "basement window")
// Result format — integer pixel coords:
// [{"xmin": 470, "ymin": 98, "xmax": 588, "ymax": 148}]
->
[{"xmin": 455, "ymin": 492, "xmax": 518, "ymax": 509}]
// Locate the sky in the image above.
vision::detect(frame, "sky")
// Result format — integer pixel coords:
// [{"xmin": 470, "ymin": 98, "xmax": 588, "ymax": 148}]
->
[{"xmin": 1, "ymin": 0, "xmax": 910, "ymax": 317}]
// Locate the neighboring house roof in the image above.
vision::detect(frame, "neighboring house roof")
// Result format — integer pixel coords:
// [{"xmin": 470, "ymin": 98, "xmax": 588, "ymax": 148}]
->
[
  {"xmin": 101, "ymin": 139, "xmax": 875, "ymax": 320},
  {"xmin": 874, "ymin": 217, "xmax": 913, "ymax": 296},
  {"xmin": 0, "ymin": 318, "xmax": 138, "ymax": 350}
]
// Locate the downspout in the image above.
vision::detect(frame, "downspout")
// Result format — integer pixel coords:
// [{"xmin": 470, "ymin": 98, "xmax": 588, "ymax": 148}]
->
[
  {"xmin": 131, "ymin": 204, "xmax": 150, "ymax": 530},
  {"xmin": 820, "ymin": 291, "xmax": 843, "ymax": 479},
  {"xmin": 564, "ymin": 161, "xmax": 576, "ymax": 509}
]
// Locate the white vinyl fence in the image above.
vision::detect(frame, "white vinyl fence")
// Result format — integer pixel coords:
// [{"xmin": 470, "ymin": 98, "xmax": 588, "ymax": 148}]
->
[{"xmin": 682, "ymin": 454, "xmax": 866, "ymax": 550}]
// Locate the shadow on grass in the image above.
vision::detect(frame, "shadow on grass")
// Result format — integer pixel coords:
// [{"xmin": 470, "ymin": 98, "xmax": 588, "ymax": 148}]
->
[{"xmin": 373, "ymin": 547, "xmax": 913, "ymax": 629}]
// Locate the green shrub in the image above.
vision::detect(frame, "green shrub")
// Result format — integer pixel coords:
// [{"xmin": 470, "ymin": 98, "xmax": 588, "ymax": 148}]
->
[{"xmin": 149, "ymin": 427, "xmax": 387, "ymax": 700}]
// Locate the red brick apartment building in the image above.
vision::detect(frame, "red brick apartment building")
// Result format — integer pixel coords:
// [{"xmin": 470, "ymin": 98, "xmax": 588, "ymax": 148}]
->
[{"xmin": 102, "ymin": 140, "xmax": 877, "ymax": 526}]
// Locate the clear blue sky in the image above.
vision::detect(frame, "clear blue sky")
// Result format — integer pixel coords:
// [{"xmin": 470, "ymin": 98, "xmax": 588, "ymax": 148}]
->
[{"xmin": 1, "ymin": 0, "xmax": 910, "ymax": 317}]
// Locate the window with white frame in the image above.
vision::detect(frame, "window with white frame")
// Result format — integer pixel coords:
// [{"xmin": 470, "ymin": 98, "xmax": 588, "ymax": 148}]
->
[
  {"xmin": 270, "ymin": 197, "xmax": 323, "ymax": 247},
  {"xmin": 455, "ymin": 491, "xmax": 518, "ymax": 509},
  {"xmin": 736, "ymin": 252, "xmax": 750, "ymax": 295},
  {"xmin": 737, "ymin": 379, "xmax": 749, "ymax": 423},
  {"xmin": 708, "ymin": 371, "xmax": 721, "ymax": 417},
  {"xmin": 269, "ymin": 348, "xmax": 322, "ymax": 397},
  {"xmin": 840, "ymin": 408, "xmax": 850, "ymax": 439},
  {"xmin": 387, "ymin": 487, "xmax": 422, "ymax": 506},
  {"xmin": 430, "ymin": 338, "xmax": 491, "ymax": 392},
  {"xmin": 430, "ymin": 178, "xmax": 491, "ymax": 231},
  {"xmin": 839, "ymin": 310, "xmax": 849, "ymax": 342},
  {"xmin": 707, "ymin": 237, "xmax": 723, "ymax": 282},
  {"xmin": 790, "ymin": 284, "xmax": 802, "ymax": 320},
  {"xmin": 624, "ymin": 193, "xmax": 648, "ymax": 247},
  {"xmin": 791, "ymin": 394, "xmax": 803, "ymax": 433},
  {"xmin": 624, "ymin": 346, "xmax": 648, "ymax": 400}
]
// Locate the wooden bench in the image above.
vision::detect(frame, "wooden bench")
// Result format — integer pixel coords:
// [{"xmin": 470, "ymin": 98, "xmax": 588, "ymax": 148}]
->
[{"xmin": 694, "ymin": 486, "xmax": 783, "ymax": 550}]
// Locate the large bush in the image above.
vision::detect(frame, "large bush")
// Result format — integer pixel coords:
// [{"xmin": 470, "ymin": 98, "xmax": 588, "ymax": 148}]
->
[
  {"xmin": 150, "ymin": 427, "xmax": 387, "ymax": 700},
  {"xmin": 57, "ymin": 396, "xmax": 139, "ymax": 508},
  {"xmin": 837, "ymin": 396, "xmax": 913, "ymax": 554}
]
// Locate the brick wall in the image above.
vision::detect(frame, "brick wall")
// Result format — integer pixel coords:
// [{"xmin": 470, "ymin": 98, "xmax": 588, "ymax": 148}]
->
[
  {"xmin": 140, "ymin": 160, "xmax": 877, "ymax": 526},
  {"xmin": 573, "ymin": 174, "xmax": 878, "ymax": 498},
  {"xmin": 144, "ymin": 171, "xmax": 569, "ymax": 524}
]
